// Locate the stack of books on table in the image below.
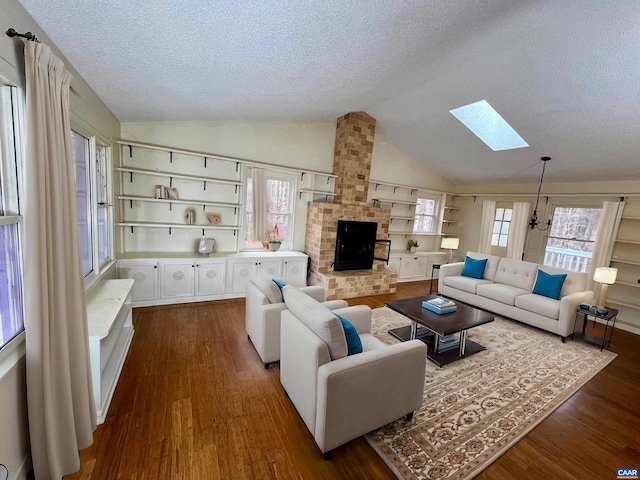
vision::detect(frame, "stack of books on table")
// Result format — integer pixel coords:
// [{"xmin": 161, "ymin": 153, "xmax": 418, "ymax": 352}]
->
[
  {"xmin": 438, "ymin": 334, "xmax": 460, "ymax": 352},
  {"xmin": 422, "ymin": 297, "xmax": 457, "ymax": 314}
]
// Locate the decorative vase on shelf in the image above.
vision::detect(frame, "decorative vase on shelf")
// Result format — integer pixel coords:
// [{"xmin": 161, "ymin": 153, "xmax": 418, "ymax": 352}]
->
[
  {"xmin": 409, "ymin": 246, "xmax": 417, "ymax": 253},
  {"xmin": 268, "ymin": 242, "xmax": 281, "ymax": 252}
]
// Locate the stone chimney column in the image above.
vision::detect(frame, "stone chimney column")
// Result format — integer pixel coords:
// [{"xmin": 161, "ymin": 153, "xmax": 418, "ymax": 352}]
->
[{"xmin": 332, "ymin": 112, "xmax": 376, "ymax": 205}]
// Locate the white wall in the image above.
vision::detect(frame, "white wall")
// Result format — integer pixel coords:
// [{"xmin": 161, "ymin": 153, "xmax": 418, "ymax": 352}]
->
[
  {"xmin": 120, "ymin": 120, "xmax": 455, "ymax": 252},
  {"xmin": 0, "ymin": 1, "xmax": 120, "ymax": 478}
]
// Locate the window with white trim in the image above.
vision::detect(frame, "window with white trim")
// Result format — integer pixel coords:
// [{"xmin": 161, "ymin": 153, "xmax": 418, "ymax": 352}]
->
[
  {"xmin": 71, "ymin": 130, "xmax": 113, "ymax": 279},
  {"xmin": 412, "ymin": 196, "xmax": 439, "ymax": 234},
  {"xmin": 491, "ymin": 207, "xmax": 512, "ymax": 247},
  {"xmin": 544, "ymin": 206, "xmax": 602, "ymax": 273},
  {"xmin": 0, "ymin": 81, "xmax": 24, "ymax": 350},
  {"xmin": 244, "ymin": 169, "xmax": 295, "ymax": 249}
]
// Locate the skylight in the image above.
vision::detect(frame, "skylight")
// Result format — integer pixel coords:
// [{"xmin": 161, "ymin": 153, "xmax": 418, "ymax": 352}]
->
[{"xmin": 449, "ymin": 100, "xmax": 529, "ymax": 151}]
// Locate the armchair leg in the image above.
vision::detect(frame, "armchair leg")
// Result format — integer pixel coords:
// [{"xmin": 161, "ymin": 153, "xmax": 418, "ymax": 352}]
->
[
  {"xmin": 561, "ymin": 336, "xmax": 566, "ymax": 343},
  {"xmin": 405, "ymin": 412, "xmax": 414, "ymax": 422},
  {"xmin": 264, "ymin": 362, "xmax": 271, "ymax": 369},
  {"xmin": 323, "ymin": 450, "xmax": 333, "ymax": 461}
]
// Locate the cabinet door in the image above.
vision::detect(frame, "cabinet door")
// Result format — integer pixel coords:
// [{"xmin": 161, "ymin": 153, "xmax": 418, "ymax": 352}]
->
[
  {"xmin": 415, "ymin": 256, "xmax": 429, "ymax": 277},
  {"xmin": 229, "ymin": 260, "xmax": 257, "ymax": 293},
  {"xmin": 118, "ymin": 262, "xmax": 158, "ymax": 302},
  {"xmin": 256, "ymin": 258, "xmax": 282, "ymax": 281},
  {"xmin": 387, "ymin": 255, "xmax": 401, "ymax": 274},
  {"xmin": 195, "ymin": 260, "xmax": 226, "ymax": 296},
  {"xmin": 399, "ymin": 256, "xmax": 419, "ymax": 278},
  {"xmin": 282, "ymin": 258, "xmax": 307, "ymax": 287},
  {"xmin": 161, "ymin": 262, "xmax": 195, "ymax": 298}
]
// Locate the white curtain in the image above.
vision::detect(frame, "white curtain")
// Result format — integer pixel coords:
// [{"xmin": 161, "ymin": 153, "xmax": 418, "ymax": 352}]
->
[
  {"xmin": 251, "ymin": 167, "xmax": 268, "ymax": 242},
  {"xmin": 506, "ymin": 202, "xmax": 531, "ymax": 260},
  {"xmin": 477, "ymin": 200, "xmax": 496, "ymax": 254},
  {"xmin": 22, "ymin": 40, "xmax": 95, "ymax": 479},
  {"xmin": 587, "ymin": 200, "xmax": 625, "ymax": 291}
]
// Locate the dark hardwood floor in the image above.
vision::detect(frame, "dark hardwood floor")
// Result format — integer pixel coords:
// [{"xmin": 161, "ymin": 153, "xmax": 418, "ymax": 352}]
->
[{"xmin": 65, "ymin": 281, "xmax": 640, "ymax": 479}]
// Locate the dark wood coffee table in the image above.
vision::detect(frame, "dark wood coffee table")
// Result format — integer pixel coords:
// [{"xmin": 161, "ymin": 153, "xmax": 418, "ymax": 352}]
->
[{"xmin": 385, "ymin": 295, "xmax": 494, "ymax": 367}]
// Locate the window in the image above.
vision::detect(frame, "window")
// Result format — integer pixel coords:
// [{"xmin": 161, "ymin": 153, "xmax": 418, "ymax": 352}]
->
[
  {"xmin": 544, "ymin": 207, "xmax": 602, "ymax": 273},
  {"xmin": 244, "ymin": 169, "xmax": 295, "ymax": 249},
  {"xmin": 413, "ymin": 196, "xmax": 439, "ymax": 234},
  {"xmin": 491, "ymin": 207, "xmax": 512, "ymax": 247},
  {"xmin": 0, "ymin": 81, "xmax": 24, "ymax": 350},
  {"xmin": 71, "ymin": 130, "xmax": 113, "ymax": 279}
]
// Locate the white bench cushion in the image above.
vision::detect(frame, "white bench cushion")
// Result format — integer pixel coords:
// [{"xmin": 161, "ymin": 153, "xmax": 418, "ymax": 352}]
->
[
  {"xmin": 444, "ymin": 275, "xmax": 493, "ymax": 294},
  {"xmin": 515, "ymin": 293, "xmax": 561, "ymax": 320},
  {"xmin": 476, "ymin": 283, "xmax": 530, "ymax": 306}
]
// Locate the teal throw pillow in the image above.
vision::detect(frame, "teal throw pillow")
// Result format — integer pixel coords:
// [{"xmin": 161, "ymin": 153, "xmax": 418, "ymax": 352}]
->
[
  {"xmin": 272, "ymin": 278, "xmax": 287, "ymax": 290},
  {"xmin": 461, "ymin": 256, "xmax": 488, "ymax": 279},
  {"xmin": 333, "ymin": 313, "xmax": 363, "ymax": 356},
  {"xmin": 532, "ymin": 270, "xmax": 567, "ymax": 300}
]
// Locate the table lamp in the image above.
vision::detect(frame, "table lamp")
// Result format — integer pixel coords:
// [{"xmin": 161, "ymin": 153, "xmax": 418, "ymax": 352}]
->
[
  {"xmin": 593, "ymin": 267, "xmax": 617, "ymax": 309},
  {"xmin": 440, "ymin": 237, "xmax": 459, "ymax": 263}
]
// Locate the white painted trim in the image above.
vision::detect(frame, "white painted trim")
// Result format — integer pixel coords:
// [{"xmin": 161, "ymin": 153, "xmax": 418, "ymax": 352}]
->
[{"xmin": 0, "ymin": 331, "xmax": 25, "ymax": 381}]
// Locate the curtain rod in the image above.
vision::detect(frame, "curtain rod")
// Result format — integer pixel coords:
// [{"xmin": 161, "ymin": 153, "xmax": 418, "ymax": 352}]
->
[{"xmin": 5, "ymin": 28, "xmax": 40, "ymax": 43}]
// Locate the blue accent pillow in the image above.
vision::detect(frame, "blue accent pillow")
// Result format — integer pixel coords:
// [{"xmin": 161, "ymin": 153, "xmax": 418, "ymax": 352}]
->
[
  {"xmin": 532, "ymin": 270, "xmax": 567, "ymax": 300},
  {"xmin": 461, "ymin": 256, "xmax": 488, "ymax": 279},
  {"xmin": 333, "ymin": 313, "xmax": 363, "ymax": 356},
  {"xmin": 272, "ymin": 279, "xmax": 287, "ymax": 290}
]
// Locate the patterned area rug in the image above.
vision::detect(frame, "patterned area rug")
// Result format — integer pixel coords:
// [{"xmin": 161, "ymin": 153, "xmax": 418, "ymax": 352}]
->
[{"xmin": 365, "ymin": 307, "xmax": 617, "ymax": 480}]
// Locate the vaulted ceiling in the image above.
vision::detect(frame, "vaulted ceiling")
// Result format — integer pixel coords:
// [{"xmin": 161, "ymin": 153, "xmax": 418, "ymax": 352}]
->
[{"xmin": 17, "ymin": 0, "xmax": 640, "ymax": 184}]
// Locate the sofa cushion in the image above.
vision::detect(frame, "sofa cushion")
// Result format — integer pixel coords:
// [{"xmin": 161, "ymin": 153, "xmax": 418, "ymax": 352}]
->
[
  {"xmin": 476, "ymin": 283, "xmax": 531, "ymax": 306},
  {"xmin": 253, "ymin": 277, "xmax": 283, "ymax": 303},
  {"xmin": 532, "ymin": 270, "xmax": 567, "ymax": 300},
  {"xmin": 536, "ymin": 265, "xmax": 587, "ymax": 296},
  {"xmin": 444, "ymin": 275, "xmax": 493, "ymax": 294},
  {"xmin": 333, "ymin": 313, "xmax": 363, "ymax": 356},
  {"xmin": 466, "ymin": 252, "xmax": 502, "ymax": 281},
  {"xmin": 282, "ymin": 285, "xmax": 347, "ymax": 360},
  {"xmin": 494, "ymin": 258, "xmax": 538, "ymax": 291},
  {"xmin": 461, "ymin": 256, "xmax": 488, "ymax": 279},
  {"xmin": 273, "ymin": 278, "xmax": 287, "ymax": 290},
  {"xmin": 515, "ymin": 293, "xmax": 561, "ymax": 320}
]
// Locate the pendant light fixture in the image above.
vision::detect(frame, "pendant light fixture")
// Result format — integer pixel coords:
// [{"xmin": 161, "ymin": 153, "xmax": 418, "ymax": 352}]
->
[{"xmin": 528, "ymin": 156, "xmax": 552, "ymax": 230}]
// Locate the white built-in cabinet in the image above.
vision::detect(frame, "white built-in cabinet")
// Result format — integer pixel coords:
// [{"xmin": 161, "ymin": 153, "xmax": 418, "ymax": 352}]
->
[
  {"xmin": 117, "ymin": 251, "xmax": 308, "ymax": 306},
  {"xmin": 608, "ymin": 198, "xmax": 640, "ymax": 332},
  {"xmin": 387, "ymin": 252, "xmax": 447, "ymax": 282},
  {"xmin": 117, "ymin": 260, "xmax": 159, "ymax": 302}
]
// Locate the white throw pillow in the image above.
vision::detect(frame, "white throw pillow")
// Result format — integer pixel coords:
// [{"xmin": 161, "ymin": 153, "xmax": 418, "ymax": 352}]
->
[
  {"xmin": 252, "ymin": 277, "xmax": 283, "ymax": 304},
  {"xmin": 282, "ymin": 285, "xmax": 348, "ymax": 360}
]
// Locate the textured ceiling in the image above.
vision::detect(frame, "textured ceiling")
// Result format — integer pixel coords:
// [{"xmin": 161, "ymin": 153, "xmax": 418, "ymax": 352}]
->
[{"xmin": 16, "ymin": 0, "xmax": 640, "ymax": 185}]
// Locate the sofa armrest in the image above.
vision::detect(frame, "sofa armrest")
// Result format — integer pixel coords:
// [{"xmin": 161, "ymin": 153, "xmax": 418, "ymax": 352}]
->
[
  {"xmin": 439, "ymin": 262, "xmax": 464, "ymax": 287},
  {"xmin": 299, "ymin": 285, "xmax": 327, "ymax": 302},
  {"xmin": 558, "ymin": 290, "xmax": 594, "ymax": 337},
  {"xmin": 322, "ymin": 299, "xmax": 349, "ymax": 310},
  {"xmin": 330, "ymin": 305, "xmax": 372, "ymax": 334},
  {"xmin": 315, "ymin": 340, "xmax": 427, "ymax": 453}
]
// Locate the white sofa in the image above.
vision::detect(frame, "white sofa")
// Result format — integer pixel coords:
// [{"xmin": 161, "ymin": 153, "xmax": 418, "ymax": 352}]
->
[
  {"xmin": 439, "ymin": 252, "xmax": 593, "ymax": 340},
  {"xmin": 245, "ymin": 278, "xmax": 348, "ymax": 368},
  {"xmin": 279, "ymin": 285, "xmax": 427, "ymax": 459}
]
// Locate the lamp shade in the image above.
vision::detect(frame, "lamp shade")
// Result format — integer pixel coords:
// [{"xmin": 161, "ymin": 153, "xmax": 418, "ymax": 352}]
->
[
  {"xmin": 593, "ymin": 267, "xmax": 617, "ymax": 285},
  {"xmin": 441, "ymin": 237, "xmax": 459, "ymax": 250}
]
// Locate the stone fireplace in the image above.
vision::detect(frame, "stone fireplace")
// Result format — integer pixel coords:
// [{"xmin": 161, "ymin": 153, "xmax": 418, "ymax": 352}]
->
[{"xmin": 304, "ymin": 112, "xmax": 398, "ymax": 299}]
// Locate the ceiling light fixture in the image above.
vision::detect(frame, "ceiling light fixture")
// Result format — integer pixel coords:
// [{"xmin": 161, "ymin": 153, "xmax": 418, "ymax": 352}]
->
[{"xmin": 529, "ymin": 156, "xmax": 552, "ymax": 230}]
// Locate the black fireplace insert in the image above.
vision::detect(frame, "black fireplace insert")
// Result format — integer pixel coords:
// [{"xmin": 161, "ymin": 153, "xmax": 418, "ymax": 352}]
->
[{"xmin": 333, "ymin": 220, "xmax": 377, "ymax": 271}]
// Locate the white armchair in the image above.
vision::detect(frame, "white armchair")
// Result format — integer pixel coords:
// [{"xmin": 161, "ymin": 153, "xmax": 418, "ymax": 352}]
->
[
  {"xmin": 245, "ymin": 278, "xmax": 348, "ymax": 368},
  {"xmin": 280, "ymin": 285, "xmax": 427, "ymax": 459}
]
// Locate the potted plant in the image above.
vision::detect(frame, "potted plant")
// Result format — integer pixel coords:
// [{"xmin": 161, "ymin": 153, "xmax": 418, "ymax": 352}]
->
[
  {"xmin": 407, "ymin": 239, "xmax": 420, "ymax": 253},
  {"xmin": 268, "ymin": 239, "xmax": 281, "ymax": 252}
]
